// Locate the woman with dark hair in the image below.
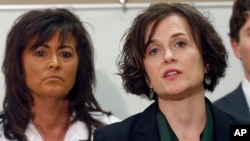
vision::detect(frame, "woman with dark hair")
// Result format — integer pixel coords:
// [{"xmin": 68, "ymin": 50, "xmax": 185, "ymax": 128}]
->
[
  {"xmin": 94, "ymin": 2, "xmax": 246, "ymax": 141},
  {"xmin": 0, "ymin": 8, "xmax": 119, "ymax": 141}
]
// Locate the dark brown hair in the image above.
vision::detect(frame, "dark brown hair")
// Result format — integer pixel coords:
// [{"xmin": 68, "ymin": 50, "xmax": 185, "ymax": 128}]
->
[
  {"xmin": 229, "ymin": 0, "xmax": 250, "ymax": 41},
  {"xmin": 0, "ymin": 8, "xmax": 109, "ymax": 141},
  {"xmin": 117, "ymin": 3, "xmax": 228, "ymax": 99}
]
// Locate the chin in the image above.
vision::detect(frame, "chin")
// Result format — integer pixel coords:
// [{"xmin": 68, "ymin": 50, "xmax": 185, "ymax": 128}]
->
[{"xmin": 44, "ymin": 88, "xmax": 68, "ymax": 97}]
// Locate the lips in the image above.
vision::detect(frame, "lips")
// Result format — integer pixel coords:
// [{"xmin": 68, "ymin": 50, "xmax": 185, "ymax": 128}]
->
[
  {"xmin": 163, "ymin": 69, "xmax": 182, "ymax": 79},
  {"xmin": 46, "ymin": 75, "xmax": 62, "ymax": 81}
]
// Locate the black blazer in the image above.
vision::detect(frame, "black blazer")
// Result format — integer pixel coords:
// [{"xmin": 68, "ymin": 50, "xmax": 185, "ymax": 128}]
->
[
  {"xmin": 214, "ymin": 84, "xmax": 250, "ymax": 121},
  {"xmin": 94, "ymin": 98, "xmax": 244, "ymax": 141}
]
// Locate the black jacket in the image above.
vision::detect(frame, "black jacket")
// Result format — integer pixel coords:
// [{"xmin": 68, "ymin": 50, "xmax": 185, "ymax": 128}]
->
[
  {"xmin": 214, "ymin": 84, "xmax": 250, "ymax": 121},
  {"xmin": 94, "ymin": 98, "xmax": 245, "ymax": 141}
]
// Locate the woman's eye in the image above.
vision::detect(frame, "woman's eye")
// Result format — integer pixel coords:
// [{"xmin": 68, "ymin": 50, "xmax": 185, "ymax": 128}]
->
[
  {"xmin": 60, "ymin": 52, "xmax": 72, "ymax": 58},
  {"xmin": 176, "ymin": 41, "xmax": 186, "ymax": 48},
  {"xmin": 35, "ymin": 51, "xmax": 46, "ymax": 56},
  {"xmin": 149, "ymin": 48, "xmax": 160, "ymax": 55}
]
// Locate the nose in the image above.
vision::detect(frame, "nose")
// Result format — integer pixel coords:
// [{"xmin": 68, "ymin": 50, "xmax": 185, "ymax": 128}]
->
[
  {"xmin": 48, "ymin": 54, "xmax": 61, "ymax": 70},
  {"xmin": 164, "ymin": 49, "xmax": 177, "ymax": 63}
]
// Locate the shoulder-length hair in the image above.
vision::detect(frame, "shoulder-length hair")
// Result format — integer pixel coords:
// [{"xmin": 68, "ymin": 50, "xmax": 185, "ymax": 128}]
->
[
  {"xmin": 0, "ymin": 8, "xmax": 108, "ymax": 141},
  {"xmin": 117, "ymin": 3, "xmax": 228, "ymax": 99}
]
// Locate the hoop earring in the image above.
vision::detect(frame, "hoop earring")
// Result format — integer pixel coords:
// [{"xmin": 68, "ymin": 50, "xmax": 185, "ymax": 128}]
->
[
  {"xmin": 205, "ymin": 75, "xmax": 211, "ymax": 85},
  {"xmin": 149, "ymin": 88, "xmax": 154, "ymax": 100}
]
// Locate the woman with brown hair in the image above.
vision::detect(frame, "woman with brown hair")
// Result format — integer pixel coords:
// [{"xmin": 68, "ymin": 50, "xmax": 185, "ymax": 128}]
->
[
  {"xmin": 0, "ymin": 8, "xmax": 119, "ymax": 141},
  {"xmin": 94, "ymin": 3, "xmax": 246, "ymax": 141}
]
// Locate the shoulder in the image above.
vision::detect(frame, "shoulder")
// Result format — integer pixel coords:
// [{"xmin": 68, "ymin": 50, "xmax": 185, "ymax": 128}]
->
[
  {"xmin": 210, "ymin": 104, "xmax": 250, "ymax": 140},
  {"xmin": 93, "ymin": 113, "xmax": 142, "ymax": 141},
  {"xmin": 0, "ymin": 122, "xmax": 7, "ymax": 141},
  {"xmin": 214, "ymin": 85, "xmax": 242, "ymax": 107},
  {"xmin": 93, "ymin": 102, "xmax": 157, "ymax": 141},
  {"xmin": 63, "ymin": 113, "xmax": 120, "ymax": 141},
  {"xmin": 100, "ymin": 112, "xmax": 142, "ymax": 130},
  {"xmin": 90, "ymin": 112, "xmax": 120, "ymax": 124},
  {"xmin": 214, "ymin": 90, "xmax": 241, "ymax": 110},
  {"xmin": 94, "ymin": 102, "xmax": 156, "ymax": 134},
  {"xmin": 208, "ymin": 98, "xmax": 248, "ymax": 124}
]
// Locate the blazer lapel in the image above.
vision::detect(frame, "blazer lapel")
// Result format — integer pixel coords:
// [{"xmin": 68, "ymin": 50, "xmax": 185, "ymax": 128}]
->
[
  {"xmin": 226, "ymin": 84, "xmax": 250, "ymax": 120},
  {"xmin": 134, "ymin": 102, "xmax": 161, "ymax": 141},
  {"xmin": 207, "ymin": 99, "xmax": 230, "ymax": 141}
]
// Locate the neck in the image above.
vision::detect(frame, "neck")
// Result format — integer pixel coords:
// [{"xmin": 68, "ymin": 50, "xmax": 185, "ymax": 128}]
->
[
  {"xmin": 32, "ymin": 96, "xmax": 70, "ymax": 141},
  {"xmin": 158, "ymin": 92, "xmax": 206, "ymax": 140}
]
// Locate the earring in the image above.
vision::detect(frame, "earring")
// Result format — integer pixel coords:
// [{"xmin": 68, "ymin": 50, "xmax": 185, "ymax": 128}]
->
[
  {"xmin": 205, "ymin": 75, "xmax": 211, "ymax": 85},
  {"xmin": 149, "ymin": 88, "xmax": 154, "ymax": 100}
]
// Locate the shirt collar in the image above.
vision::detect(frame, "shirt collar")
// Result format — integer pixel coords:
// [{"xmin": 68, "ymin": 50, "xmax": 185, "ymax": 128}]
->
[
  {"xmin": 24, "ymin": 112, "xmax": 119, "ymax": 141},
  {"xmin": 241, "ymin": 77, "xmax": 250, "ymax": 110},
  {"xmin": 25, "ymin": 122, "xmax": 42, "ymax": 141},
  {"xmin": 25, "ymin": 120, "xmax": 89, "ymax": 141}
]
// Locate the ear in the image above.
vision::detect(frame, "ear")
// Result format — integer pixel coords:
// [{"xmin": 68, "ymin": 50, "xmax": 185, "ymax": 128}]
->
[
  {"xmin": 145, "ymin": 75, "xmax": 152, "ymax": 88},
  {"xmin": 230, "ymin": 38, "xmax": 242, "ymax": 59},
  {"xmin": 204, "ymin": 63, "xmax": 209, "ymax": 74},
  {"xmin": 204, "ymin": 67, "xmax": 208, "ymax": 74}
]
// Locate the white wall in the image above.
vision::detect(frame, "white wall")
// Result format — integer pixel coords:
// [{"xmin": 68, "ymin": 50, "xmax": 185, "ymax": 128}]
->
[{"xmin": 0, "ymin": 2, "xmax": 242, "ymax": 120}]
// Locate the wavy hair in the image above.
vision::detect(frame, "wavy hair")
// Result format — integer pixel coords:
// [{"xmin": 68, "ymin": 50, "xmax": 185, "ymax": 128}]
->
[{"xmin": 117, "ymin": 3, "xmax": 228, "ymax": 99}]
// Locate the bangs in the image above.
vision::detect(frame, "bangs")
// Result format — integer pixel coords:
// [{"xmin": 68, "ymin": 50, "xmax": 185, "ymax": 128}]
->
[{"xmin": 30, "ymin": 26, "xmax": 74, "ymax": 50}]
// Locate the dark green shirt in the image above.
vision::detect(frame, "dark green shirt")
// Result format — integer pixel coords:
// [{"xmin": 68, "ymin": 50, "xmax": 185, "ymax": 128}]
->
[{"xmin": 156, "ymin": 102, "xmax": 214, "ymax": 141}]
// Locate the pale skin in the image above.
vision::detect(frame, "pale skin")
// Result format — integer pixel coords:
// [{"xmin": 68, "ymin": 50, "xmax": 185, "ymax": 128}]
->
[
  {"xmin": 231, "ymin": 11, "xmax": 250, "ymax": 82},
  {"xmin": 22, "ymin": 31, "xmax": 78, "ymax": 141},
  {"xmin": 144, "ymin": 14, "xmax": 207, "ymax": 141}
]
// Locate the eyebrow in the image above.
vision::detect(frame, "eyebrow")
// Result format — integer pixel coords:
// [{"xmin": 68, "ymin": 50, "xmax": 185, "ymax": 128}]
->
[
  {"xmin": 147, "ymin": 32, "xmax": 187, "ymax": 45},
  {"xmin": 37, "ymin": 44, "xmax": 75, "ymax": 50},
  {"xmin": 170, "ymin": 32, "xmax": 187, "ymax": 38},
  {"xmin": 59, "ymin": 45, "xmax": 74, "ymax": 50}
]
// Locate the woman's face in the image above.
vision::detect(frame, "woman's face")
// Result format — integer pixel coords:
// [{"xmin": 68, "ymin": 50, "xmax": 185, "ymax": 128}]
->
[
  {"xmin": 143, "ymin": 14, "xmax": 205, "ymax": 100},
  {"xmin": 22, "ymin": 31, "xmax": 78, "ymax": 99}
]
